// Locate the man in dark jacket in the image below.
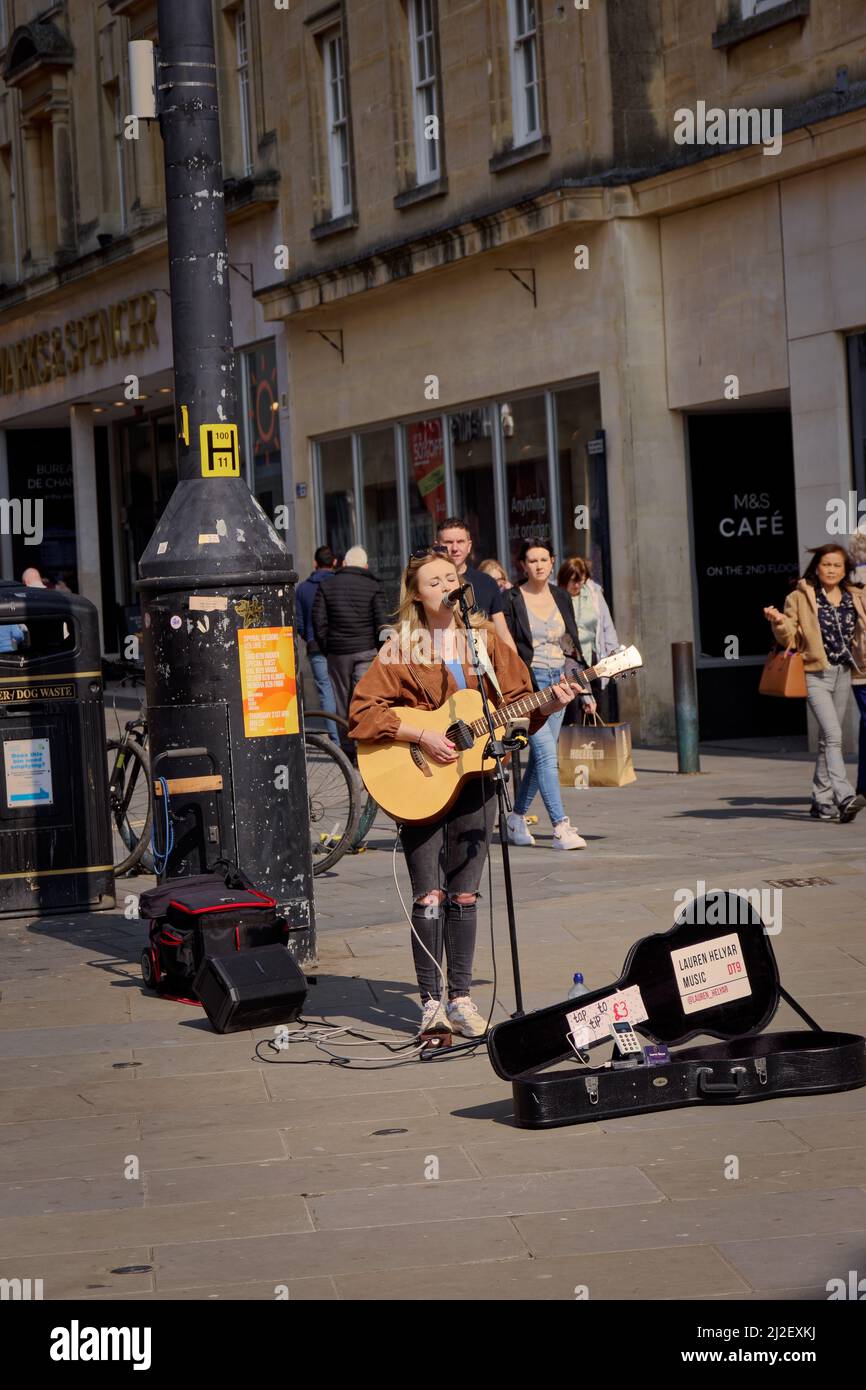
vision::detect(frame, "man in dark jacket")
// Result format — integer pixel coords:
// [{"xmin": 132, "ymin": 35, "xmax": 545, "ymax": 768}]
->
[
  {"xmin": 296, "ymin": 545, "xmax": 338, "ymax": 740},
  {"xmin": 312, "ymin": 546, "xmax": 388, "ymax": 742}
]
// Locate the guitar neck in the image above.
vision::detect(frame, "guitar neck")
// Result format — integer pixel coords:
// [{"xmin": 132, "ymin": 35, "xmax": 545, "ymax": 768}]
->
[{"xmin": 467, "ymin": 664, "xmax": 598, "ymax": 739}]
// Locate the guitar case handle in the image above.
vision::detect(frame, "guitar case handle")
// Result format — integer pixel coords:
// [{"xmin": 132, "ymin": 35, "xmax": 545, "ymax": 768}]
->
[{"xmin": 697, "ymin": 1065, "xmax": 747, "ymax": 1096}]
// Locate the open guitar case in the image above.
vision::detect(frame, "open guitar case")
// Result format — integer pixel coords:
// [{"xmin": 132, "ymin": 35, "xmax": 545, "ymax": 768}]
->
[{"xmin": 487, "ymin": 892, "xmax": 866, "ymax": 1128}]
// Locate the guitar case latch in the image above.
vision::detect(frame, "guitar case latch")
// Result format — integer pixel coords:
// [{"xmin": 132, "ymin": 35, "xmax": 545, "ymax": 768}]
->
[
  {"xmin": 755, "ymin": 1056, "xmax": 768, "ymax": 1085},
  {"xmin": 584, "ymin": 1075, "xmax": 599, "ymax": 1105}
]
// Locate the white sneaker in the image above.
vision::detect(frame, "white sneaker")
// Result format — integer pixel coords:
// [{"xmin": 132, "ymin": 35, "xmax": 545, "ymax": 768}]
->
[
  {"xmin": 553, "ymin": 817, "xmax": 587, "ymax": 850},
  {"xmin": 418, "ymin": 998, "xmax": 451, "ymax": 1035},
  {"xmin": 445, "ymin": 996, "xmax": 488, "ymax": 1038},
  {"xmin": 506, "ymin": 811, "xmax": 535, "ymax": 846}
]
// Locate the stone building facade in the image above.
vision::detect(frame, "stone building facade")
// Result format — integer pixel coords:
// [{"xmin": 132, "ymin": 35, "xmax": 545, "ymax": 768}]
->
[{"xmin": 1, "ymin": 0, "xmax": 865, "ymax": 742}]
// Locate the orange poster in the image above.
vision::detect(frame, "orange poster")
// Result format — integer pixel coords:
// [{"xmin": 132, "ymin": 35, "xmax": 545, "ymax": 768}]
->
[{"xmin": 238, "ymin": 627, "xmax": 299, "ymax": 738}]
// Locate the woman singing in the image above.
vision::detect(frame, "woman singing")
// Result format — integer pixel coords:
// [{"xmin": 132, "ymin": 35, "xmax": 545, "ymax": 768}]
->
[{"xmin": 348, "ymin": 547, "xmax": 573, "ymax": 1037}]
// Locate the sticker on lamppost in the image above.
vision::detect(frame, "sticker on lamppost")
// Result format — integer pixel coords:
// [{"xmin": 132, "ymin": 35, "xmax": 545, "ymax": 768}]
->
[{"xmin": 4, "ymin": 738, "xmax": 53, "ymax": 807}]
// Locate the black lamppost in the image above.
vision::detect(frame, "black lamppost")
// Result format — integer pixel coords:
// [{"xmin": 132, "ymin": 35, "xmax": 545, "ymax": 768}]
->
[{"xmin": 137, "ymin": 0, "xmax": 315, "ymax": 963}]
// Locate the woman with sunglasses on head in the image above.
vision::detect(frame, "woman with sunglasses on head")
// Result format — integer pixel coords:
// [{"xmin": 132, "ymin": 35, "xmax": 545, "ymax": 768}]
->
[
  {"xmin": 764, "ymin": 543, "xmax": 866, "ymax": 823},
  {"xmin": 348, "ymin": 546, "xmax": 573, "ymax": 1037},
  {"xmin": 505, "ymin": 538, "xmax": 596, "ymax": 850}
]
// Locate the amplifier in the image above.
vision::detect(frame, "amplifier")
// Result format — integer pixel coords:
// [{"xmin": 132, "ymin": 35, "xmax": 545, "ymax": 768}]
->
[{"xmin": 194, "ymin": 944, "xmax": 308, "ymax": 1034}]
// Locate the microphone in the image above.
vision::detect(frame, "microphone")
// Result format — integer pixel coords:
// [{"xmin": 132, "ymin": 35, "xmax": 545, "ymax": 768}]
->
[{"xmin": 442, "ymin": 583, "xmax": 475, "ymax": 610}]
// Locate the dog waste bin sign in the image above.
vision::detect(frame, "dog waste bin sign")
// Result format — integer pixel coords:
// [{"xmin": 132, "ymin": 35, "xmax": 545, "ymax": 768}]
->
[{"xmin": 4, "ymin": 738, "xmax": 53, "ymax": 808}]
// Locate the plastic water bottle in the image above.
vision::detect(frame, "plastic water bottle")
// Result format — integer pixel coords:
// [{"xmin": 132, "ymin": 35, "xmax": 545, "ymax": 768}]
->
[{"xmin": 567, "ymin": 971, "xmax": 588, "ymax": 1000}]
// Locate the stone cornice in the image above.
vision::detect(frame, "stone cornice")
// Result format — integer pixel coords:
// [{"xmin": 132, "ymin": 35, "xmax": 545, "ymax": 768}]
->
[{"xmin": 255, "ymin": 187, "xmax": 607, "ymax": 320}]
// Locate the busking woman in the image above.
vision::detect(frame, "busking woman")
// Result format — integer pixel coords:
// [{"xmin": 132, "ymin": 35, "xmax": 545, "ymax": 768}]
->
[
  {"xmin": 505, "ymin": 539, "xmax": 596, "ymax": 850},
  {"xmin": 764, "ymin": 543, "xmax": 866, "ymax": 823},
  {"xmin": 348, "ymin": 547, "xmax": 573, "ymax": 1037}
]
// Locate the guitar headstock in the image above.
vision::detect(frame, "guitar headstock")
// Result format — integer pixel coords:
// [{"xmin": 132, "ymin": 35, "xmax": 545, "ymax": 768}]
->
[{"xmin": 593, "ymin": 645, "xmax": 642, "ymax": 681}]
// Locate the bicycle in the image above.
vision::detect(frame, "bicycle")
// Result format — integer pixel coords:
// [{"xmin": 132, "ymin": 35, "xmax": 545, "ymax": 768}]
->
[
  {"xmin": 106, "ymin": 704, "xmax": 154, "ymax": 877},
  {"xmin": 106, "ymin": 697, "xmax": 363, "ymax": 878},
  {"xmin": 304, "ymin": 729, "xmax": 363, "ymax": 873},
  {"xmin": 303, "ymin": 706, "xmax": 379, "ymax": 850}
]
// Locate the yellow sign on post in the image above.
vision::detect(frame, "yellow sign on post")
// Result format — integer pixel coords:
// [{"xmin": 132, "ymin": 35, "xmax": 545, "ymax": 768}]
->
[
  {"xmin": 199, "ymin": 422, "xmax": 240, "ymax": 477},
  {"xmin": 238, "ymin": 627, "xmax": 299, "ymax": 738}
]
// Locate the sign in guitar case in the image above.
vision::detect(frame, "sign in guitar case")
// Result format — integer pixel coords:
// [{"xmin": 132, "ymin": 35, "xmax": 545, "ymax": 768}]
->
[{"xmin": 487, "ymin": 892, "xmax": 866, "ymax": 1128}]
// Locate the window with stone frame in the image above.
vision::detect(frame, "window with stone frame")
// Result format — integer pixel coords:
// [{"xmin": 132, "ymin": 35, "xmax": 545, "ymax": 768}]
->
[
  {"xmin": 216, "ymin": 0, "xmax": 264, "ymax": 181},
  {"xmin": 507, "ymin": 0, "xmax": 542, "ymax": 147},
  {"xmin": 322, "ymin": 23, "xmax": 352, "ymax": 218},
  {"xmin": 407, "ymin": 0, "xmax": 441, "ymax": 185}
]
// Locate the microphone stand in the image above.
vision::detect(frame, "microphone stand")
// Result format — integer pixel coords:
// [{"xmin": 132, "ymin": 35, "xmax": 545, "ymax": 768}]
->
[{"xmin": 456, "ymin": 587, "xmax": 527, "ymax": 1018}]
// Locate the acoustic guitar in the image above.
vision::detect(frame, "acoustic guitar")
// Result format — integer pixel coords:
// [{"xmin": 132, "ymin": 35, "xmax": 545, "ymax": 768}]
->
[{"xmin": 356, "ymin": 645, "xmax": 643, "ymax": 824}]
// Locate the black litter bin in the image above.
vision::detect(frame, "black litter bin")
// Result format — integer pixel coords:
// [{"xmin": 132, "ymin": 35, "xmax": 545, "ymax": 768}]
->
[{"xmin": 0, "ymin": 582, "xmax": 115, "ymax": 916}]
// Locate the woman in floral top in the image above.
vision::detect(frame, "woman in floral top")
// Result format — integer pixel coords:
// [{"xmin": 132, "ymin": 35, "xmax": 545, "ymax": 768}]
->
[{"xmin": 764, "ymin": 544, "xmax": 866, "ymax": 823}]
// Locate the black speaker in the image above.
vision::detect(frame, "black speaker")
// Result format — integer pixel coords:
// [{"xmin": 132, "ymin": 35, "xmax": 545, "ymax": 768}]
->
[{"xmin": 194, "ymin": 945, "xmax": 308, "ymax": 1034}]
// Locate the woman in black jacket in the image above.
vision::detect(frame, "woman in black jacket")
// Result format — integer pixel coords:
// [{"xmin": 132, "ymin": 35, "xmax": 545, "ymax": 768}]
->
[{"xmin": 505, "ymin": 539, "xmax": 595, "ymax": 850}]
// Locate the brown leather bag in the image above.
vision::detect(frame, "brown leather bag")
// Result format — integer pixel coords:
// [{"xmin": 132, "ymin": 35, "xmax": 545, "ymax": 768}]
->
[{"xmin": 759, "ymin": 646, "xmax": 807, "ymax": 698}]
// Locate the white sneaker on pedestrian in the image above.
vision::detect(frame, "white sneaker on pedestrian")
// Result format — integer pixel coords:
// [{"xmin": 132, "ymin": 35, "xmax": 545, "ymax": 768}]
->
[
  {"xmin": 418, "ymin": 998, "xmax": 451, "ymax": 1035},
  {"xmin": 445, "ymin": 995, "xmax": 488, "ymax": 1037},
  {"xmin": 506, "ymin": 811, "xmax": 535, "ymax": 846},
  {"xmin": 553, "ymin": 817, "xmax": 587, "ymax": 850}
]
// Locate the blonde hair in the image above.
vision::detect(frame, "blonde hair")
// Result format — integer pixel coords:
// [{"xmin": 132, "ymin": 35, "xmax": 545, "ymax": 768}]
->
[
  {"xmin": 389, "ymin": 548, "xmax": 489, "ymax": 666},
  {"xmin": 479, "ymin": 558, "xmax": 508, "ymax": 584}
]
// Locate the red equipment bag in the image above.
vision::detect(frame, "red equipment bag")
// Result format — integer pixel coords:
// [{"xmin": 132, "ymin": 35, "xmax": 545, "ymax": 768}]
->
[{"xmin": 139, "ymin": 862, "xmax": 290, "ymax": 995}]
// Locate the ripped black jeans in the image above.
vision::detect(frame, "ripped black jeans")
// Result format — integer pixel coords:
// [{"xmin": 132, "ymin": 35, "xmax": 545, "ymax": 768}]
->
[{"xmin": 401, "ymin": 776, "xmax": 496, "ymax": 1002}]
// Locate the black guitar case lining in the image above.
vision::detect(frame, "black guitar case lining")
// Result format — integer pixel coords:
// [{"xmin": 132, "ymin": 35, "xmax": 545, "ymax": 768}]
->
[{"xmin": 487, "ymin": 892, "xmax": 866, "ymax": 1129}]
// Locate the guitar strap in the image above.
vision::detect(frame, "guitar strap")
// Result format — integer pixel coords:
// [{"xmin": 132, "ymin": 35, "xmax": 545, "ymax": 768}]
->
[{"xmin": 465, "ymin": 625, "xmax": 503, "ymax": 701}]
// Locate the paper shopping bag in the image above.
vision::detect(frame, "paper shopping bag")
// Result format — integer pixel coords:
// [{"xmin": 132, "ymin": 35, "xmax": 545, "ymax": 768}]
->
[{"xmin": 558, "ymin": 717, "xmax": 636, "ymax": 788}]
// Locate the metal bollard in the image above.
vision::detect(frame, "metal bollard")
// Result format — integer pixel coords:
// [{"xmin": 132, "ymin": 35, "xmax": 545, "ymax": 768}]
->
[{"xmin": 671, "ymin": 641, "xmax": 701, "ymax": 773}]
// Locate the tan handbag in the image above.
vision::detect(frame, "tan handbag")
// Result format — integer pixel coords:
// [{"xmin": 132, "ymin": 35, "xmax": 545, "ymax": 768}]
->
[{"xmin": 759, "ymin": 645, "xmax": 807, "ymax": 699}]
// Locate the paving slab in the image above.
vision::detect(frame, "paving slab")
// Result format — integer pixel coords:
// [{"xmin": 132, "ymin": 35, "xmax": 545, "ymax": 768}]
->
[
  {"xmin": 333, "ymin": 1244, "xmax": 750, "ymax": 1301},
  {"xmin": 0, "ymin": 1194, "xmax": 313, "ymax": 1259},
  {"xmin": 717, "ymin": 1230, "xmax": 866, "ymax": 1293},
  {"xmin": 512, "ymin": 1187, "xmax": 866, "ymax": 1257},
  {"xmin": 152, "ymin": 1217, "xmax": 528, "ymax": 1288}
]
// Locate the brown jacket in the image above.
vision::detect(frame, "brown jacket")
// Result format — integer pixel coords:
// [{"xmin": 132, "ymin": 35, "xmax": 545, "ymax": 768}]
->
[
  {"xmin": 348, "ymin": 624, "xmax": 551, "ymax": 743},
  {"xmin": 769, "ymin": 579, "xmax": 866, "ymax": 675}
]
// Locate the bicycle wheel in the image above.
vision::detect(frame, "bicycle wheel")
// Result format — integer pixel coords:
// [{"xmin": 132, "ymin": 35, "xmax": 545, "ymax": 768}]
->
[
  {"xmin": 305, "ymin": 708, "xmax": 379, "ymax": 850},
  {"xmin": 305, "ymin": 731, "xmax": 361, "ymax": 874},
  {"xmin": 107, "ymin": 737, "xmax": 153, "ymax": 876}
]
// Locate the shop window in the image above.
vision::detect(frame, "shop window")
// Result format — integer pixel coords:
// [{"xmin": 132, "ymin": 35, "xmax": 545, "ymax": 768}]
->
[
  {"xmin": 407, "ymin": 0, "xmax": 440, "ymax": 185},
  {"xmin": 554, "ymin": 383, "xmax": 608, "ymax": 594},
  {"xmin": 507, "ymin": 0, "xmax": 542, "ymax": 148},
  {"xmin": 361, "ymin": 429, "xmax": 401, "ymax": 608},
  {"xmin": 317, "ymin": 436, "xmax": 356, "ymax": 561},
  {"xmin": 503, "ymin": 395, "xmax": 550, "ymax": 575},
  {"xmin": 240, "ymin": 341, "xmax": 284, "ymax": 518},
  {"xmin": 450, "ymin": 405, "xmax": 498, "ymax": 568},
  {"xmin": 404, "ymin": 416, "xmax": 447, "ymax": 550}
]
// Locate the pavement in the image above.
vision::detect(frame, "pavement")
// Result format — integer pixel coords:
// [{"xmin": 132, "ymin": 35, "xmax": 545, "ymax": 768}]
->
[{"xmin": 1, "ymin": 742, "xmax": 865, "ymax": 1302}]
